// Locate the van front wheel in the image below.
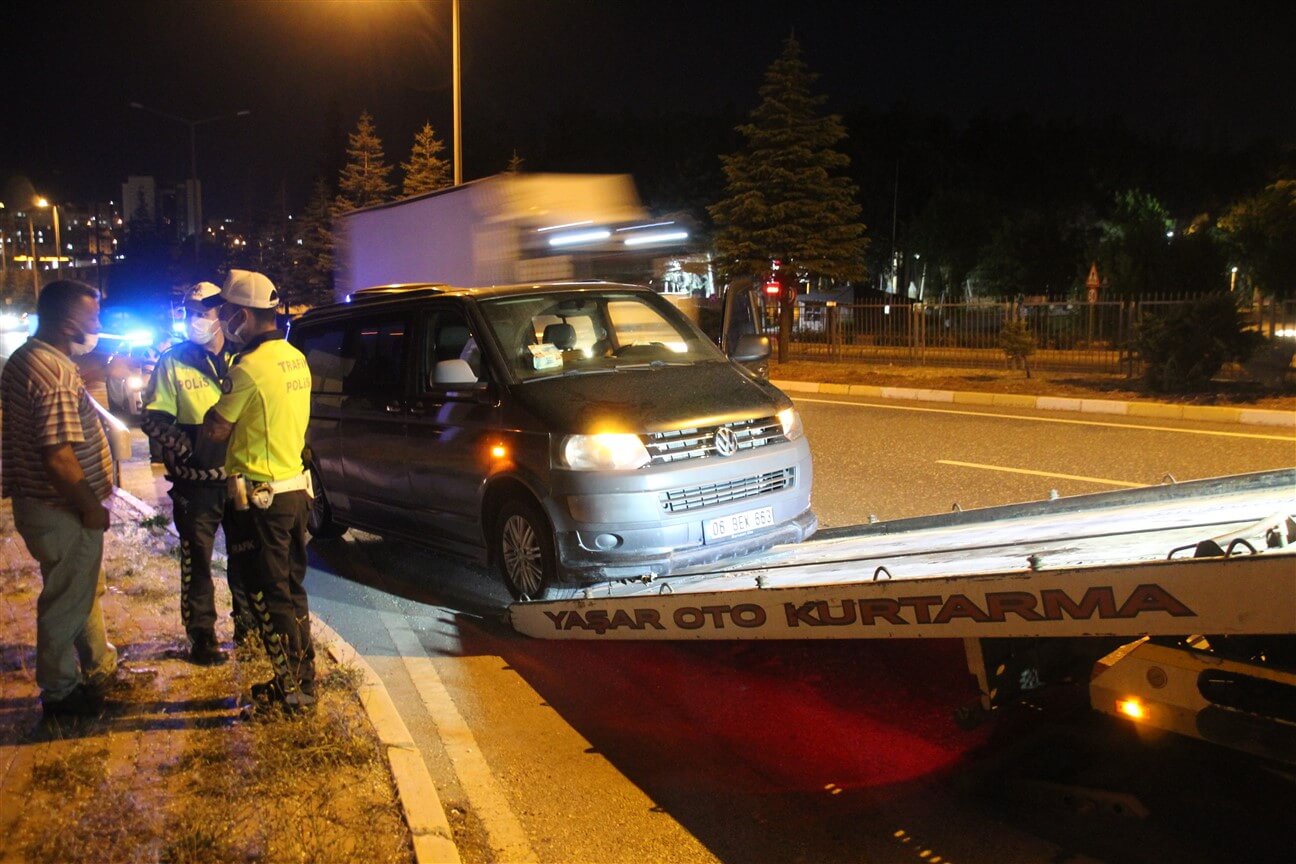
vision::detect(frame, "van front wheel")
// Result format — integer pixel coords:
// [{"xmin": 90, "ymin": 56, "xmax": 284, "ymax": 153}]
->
[{"xmin": 494, "ymin": 498, "xmax": 556, "ymax": 600}]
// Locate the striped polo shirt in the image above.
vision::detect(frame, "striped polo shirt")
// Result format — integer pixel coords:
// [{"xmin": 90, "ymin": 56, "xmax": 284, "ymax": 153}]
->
[{"xmin": 1, "ymin": 338, "xmax": 113, "ymax": 506}]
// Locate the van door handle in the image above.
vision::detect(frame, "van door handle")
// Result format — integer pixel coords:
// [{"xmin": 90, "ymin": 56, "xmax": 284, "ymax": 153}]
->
[
  {"xmin": 385, "ymin": 401, "xmax": 403, "ymax": 414},
  {"xmin": 408, "ymin": 402, "xmax": 426, "ymax": 416}
]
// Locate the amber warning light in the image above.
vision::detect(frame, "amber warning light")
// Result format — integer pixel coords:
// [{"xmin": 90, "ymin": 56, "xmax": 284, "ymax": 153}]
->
[{"xmin": 1117, "ymin": 698, "xmax": 1145, "ymax": 720}]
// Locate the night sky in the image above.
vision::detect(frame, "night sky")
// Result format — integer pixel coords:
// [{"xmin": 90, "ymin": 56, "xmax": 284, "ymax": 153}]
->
[{"xmin": 5, "ymin": 0, "xmax": 1293, "ymax": 217}]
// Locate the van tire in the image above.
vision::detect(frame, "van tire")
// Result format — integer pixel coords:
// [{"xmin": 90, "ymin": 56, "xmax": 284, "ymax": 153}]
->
[
  {"xmin": 494, "ymin": 497, "xmax": 556, "ymax": 600},
  {"xmin": 306, "ymin": 466, "xmax": 347, "ymax": 540}
]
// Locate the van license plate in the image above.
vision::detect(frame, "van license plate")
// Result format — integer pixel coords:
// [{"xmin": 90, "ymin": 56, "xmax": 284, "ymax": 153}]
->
[{"xmin": 706, "ymin": 507, "xmax": 774, "ymax": 541}]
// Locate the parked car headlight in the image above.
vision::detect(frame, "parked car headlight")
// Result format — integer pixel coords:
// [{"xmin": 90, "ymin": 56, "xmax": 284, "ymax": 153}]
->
[
  {"xmin": 777, "ymin": 408, "xmax": 803, "ymax": 440},
  {"xmin": 126, "ymin": 375, "xmax": 144, "ymax": 390},
  {"xmin": 560, "ymin": 433, "xmax": 651, "ymax": 471}
]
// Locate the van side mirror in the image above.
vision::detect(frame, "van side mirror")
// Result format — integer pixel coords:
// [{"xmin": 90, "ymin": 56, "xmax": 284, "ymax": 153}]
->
[
  {"xmin": 730, "ymin": 334, "xmax": 771, "ymax": 363},
  {"xmin": 432, "ymin": 359, "xmax": 479, "ymax": 387}
]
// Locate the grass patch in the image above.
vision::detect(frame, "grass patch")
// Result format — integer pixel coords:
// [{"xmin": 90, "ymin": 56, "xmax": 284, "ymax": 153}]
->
[
  {"xmin": 250, "ymin": 701, "xmax": 379, "ymax": 777},
  {"xmin": 29, "ymin": 742, "xmax": 110, "ymax": 792},
  {"xmin": 21, "ymin": 784, "xmax": 154, "ymax": 863},
  {"xmin": 138, "ymin": 513, "xmax": 170, "ymax": 530},
  {"xmin": 318, "ymin": 659, "xmax": 365, "ymax": 694}
]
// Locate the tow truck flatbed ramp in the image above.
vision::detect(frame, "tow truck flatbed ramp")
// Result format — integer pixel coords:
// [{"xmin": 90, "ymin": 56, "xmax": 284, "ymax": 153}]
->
[{"xmin": 509, "ymin": 469, "xmax": 1296, "ymax": 641}]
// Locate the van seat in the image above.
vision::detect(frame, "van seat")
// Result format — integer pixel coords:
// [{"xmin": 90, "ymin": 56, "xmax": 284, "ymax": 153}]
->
[{"xmin": 542, "ymin": 322, "xmax": 577, "ymax": 350}]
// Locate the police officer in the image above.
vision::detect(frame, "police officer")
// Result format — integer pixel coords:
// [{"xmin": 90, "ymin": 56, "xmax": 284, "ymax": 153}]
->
[
  {"xmin": 142, "ymin": 282, "xmax": 250, "ymax": 664},
  {"xmin": 200, "ymin": 270, "xmax": 315, "ymax": 714}
]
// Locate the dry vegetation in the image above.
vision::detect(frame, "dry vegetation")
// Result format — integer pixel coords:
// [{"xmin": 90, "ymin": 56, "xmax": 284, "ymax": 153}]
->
[{"xmin": 0, "ymin": 497, "xmax": 413, "ymax": 864}]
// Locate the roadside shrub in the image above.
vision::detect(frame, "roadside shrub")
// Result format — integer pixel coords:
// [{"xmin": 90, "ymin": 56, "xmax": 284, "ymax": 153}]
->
[
  {"xmin": 998, "ymin": 320, "xmax": 1036, "ymax": 378},
  {"xmin": 1136, "ymin": 294, "xmax": 1262, "ymax": 392}
]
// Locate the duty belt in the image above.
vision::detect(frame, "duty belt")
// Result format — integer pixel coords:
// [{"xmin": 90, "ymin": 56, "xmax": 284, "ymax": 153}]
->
[{"xmin": 229, "ymin": 472, "xmax": 313, "ymax": 511}]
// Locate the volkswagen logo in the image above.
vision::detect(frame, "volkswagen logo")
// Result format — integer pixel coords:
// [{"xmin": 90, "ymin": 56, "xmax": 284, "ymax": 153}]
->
[{"xmin": 713, "ymin": 427, "xmax": 739, "ymax": 457}]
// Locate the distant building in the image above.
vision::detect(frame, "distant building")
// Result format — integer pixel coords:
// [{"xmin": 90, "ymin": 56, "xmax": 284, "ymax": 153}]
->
[{"xmin": 121, "ymin": 176, "xmax": 156, "ymax": 230}]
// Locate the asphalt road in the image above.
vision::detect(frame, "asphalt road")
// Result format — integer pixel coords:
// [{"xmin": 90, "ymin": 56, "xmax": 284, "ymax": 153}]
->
[{"xmin": 263, "ymin": 398, "xmax": 1293, "ymax": 863}]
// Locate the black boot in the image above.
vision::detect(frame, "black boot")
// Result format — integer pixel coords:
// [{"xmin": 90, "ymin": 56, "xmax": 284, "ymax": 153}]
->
[{"xmin": 188, "ymin": 632, "xmax": 228, "ymax": 666}]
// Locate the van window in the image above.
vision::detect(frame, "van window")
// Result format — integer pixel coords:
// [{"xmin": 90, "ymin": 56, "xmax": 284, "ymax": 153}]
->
[
  {"xmin": 421, "ymin": 308, "xmax": 486, "ymax": 388},
  {"xmin": 298, "ymin": 325, "xmax": 349, "ymax": 394},
  {"xmin": 345, "ymin": 317, "xmax": 407, "ymax": 396}
]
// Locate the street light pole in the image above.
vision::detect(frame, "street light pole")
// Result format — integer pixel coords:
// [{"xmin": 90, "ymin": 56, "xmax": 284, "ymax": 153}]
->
[
  {"xmin": 27, "ymin": 213, "xmax": 39, "ymax": 301},
  {"xmin": 452, "ymin": 0, "xmax": 462, "ymax": 185},
  {"xmin": 36, "ymin": 198, "xmax": 61, "ymax": 274},
  {"xmin": 51, "ymin": 205, "xmax": 61, "ymax": 272},
  {"xmin": 129, "ymin": 102, "xmax": 251, "ymax": 264},
  {"xmin": 0, "ymin": 201, "xmax": 8, "ymax": 277}
]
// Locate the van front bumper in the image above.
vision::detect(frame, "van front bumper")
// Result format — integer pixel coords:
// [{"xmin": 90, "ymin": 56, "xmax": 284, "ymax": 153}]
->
[{"xmin": 547, "ymin": 439, "xmax": 815, "ymax": 582}]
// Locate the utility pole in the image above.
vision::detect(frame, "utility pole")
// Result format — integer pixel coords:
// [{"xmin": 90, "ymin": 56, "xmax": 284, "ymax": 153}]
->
[
  {"xmin": 452, "ymin": 0, "xmax": 462, "ymax": 185},
  {"xmin": 51, "ymin": 206, "xmax": 61, "ymax": 273},
  {"xmin": 27, "ymin": 213, "xmax": 39, "ymax": 301}
]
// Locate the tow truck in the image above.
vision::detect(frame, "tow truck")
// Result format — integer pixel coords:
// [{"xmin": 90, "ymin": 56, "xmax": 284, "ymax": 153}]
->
[{"xmin": 508, "ymin": 468, "xmax": 1296, "ymax": 763}]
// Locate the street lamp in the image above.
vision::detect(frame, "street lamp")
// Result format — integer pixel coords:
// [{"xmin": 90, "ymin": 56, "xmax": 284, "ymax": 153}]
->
[
  {"xmin": 1230, "ymin": 266, "xmax": 1239, "ymax": 293},
  {"xmin": 36, "ymin": 198, "xmax": 61, "ymax": 273},
  {"xmin": 129, "ymin": 101, "xmax": 252, "ymax": 263},
  {"xmin": 453, "ymin": 0, "xmax": 462, "ymax": 185}
]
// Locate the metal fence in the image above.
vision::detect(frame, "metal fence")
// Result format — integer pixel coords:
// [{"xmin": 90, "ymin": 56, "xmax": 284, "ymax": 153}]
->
[{"xmin": 769, "ymin": 295, "xmax": 1296, "ymax": 376}]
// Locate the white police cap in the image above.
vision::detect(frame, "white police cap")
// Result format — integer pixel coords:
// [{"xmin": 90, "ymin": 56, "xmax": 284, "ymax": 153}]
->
[
  {"xmin": 221, "ymin": 269, "xmax": 280, "ymax": 310},
  {"xmin": 187, "ymin": 281, "xmax": 224, "ymax": 308}
]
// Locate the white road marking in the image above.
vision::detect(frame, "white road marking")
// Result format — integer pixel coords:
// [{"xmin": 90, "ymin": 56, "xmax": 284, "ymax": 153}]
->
[
  {"xmin": 794, "ymin": 397, "xmax": 1296, "ymax": 442},
  {"xmin": 936, "ymin": 459, "xmax": 1144, "ymax": 488},
  {"xmin": 379, "ymin": 610, "xmax": 540, "ymax": 864}
]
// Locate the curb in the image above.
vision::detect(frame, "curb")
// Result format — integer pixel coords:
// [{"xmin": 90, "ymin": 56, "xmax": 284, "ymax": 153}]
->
[
  {"xmin": 110, "ymin": 487, "xmax": 462, "ymax": 864},
  {"xmin": 772, "ymin": 379, "xmax": 1296, "ymax": 429},
  {"xmin": 312, "ymin": 617, "xmax": 463, "ymax": 864}
]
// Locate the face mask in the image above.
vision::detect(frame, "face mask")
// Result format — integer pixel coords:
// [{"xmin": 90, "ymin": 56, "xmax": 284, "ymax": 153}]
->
[
  {"xmin": 69, "ymin": 331, "xmax": 99, "ymax": 357},
  {"xmin": 187, "ymin": 317, "xmax": 220, "ymax": 345},
  {"xmin": 223, "ymin": 310, "xmax": 247, "ymax": 344}
]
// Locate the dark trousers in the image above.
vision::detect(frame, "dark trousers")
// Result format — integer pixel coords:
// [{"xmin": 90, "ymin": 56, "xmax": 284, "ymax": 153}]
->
[
  {"xmin": 226, "ymin": 490, "xmax": 314, "ymax": 695},
  {"xmin": 170, "ymin": 481, "xmax": 252, "ymax": 644}
]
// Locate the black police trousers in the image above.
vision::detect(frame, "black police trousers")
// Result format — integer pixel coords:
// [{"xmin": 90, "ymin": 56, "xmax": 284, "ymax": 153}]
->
[
  {"xmin": 169, "ymin": 481, "xmax": 252, "ymax": 644},
  {"xmin": 226, "ymin": 490, "xmax": 315, "ymax": 695}
]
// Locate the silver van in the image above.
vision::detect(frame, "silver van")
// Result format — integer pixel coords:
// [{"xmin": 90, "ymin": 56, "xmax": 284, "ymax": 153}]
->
[{"xmin": 290, "ymin": 282, "xmax": 815, "ymax": 598}]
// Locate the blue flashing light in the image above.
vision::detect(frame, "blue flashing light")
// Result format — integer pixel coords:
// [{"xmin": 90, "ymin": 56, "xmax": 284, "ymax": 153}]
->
[
  {"xmin": 125, "ymin": 328, "xmax": 156, "ymax": 347},
  {"xmin": 171, "ymin": 320, "xmax": 187, "ymax": 335}
]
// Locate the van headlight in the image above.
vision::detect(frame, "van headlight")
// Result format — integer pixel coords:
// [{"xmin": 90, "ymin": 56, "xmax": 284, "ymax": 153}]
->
[
  {"xmin": 777, "ymin": 408, "xmax": 803, "ymax": 440},
  {"xmin": 560, "ymin": 434, "xmax": 651, "ymax": 471}
]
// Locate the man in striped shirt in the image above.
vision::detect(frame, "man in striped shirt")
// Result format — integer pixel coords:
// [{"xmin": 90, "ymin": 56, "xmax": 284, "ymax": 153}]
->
[{"xmin": 1, "ymin": 280, "xmax": 118, "ymax": 718}]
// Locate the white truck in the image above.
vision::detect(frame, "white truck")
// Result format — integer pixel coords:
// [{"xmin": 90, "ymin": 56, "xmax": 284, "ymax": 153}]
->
[{"xmin": 334, "ymin": 173, "xmax": 655, "ymax": 299}]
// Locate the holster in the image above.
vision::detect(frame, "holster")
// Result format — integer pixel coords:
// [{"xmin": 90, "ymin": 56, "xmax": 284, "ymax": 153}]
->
[{"xmin": 228, "ymin": 474, "xmax": 250, "ymax": 511}]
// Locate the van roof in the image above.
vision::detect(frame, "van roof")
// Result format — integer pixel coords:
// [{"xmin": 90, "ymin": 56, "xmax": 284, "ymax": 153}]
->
[{"xmin": 296, "ymin": 280, "xmax": 652, "ymax": 321}]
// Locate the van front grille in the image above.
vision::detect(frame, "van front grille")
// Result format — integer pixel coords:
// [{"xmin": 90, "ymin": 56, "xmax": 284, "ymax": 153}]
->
[
  {"xmin": 643, "ymin": 416, "xmax": 785, "ymax": 465},
  {"xmin": 659, "ymin": 468, "xmax": 795, "ymax": 513}
]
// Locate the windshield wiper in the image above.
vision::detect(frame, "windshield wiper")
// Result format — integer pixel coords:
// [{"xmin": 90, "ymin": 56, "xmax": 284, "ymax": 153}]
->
[
  {"xmin": 519, "ymin": 367, "xmax": 618, "ymax": 381},
  {"xmin": 615, "ymin": 360, "xmax": 694, "ymax": 370}
]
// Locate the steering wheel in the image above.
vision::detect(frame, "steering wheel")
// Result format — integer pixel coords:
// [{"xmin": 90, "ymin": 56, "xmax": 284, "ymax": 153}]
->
[{"xmin": 612, "ymin": 342, "xmax": 668, "ymax": 358}]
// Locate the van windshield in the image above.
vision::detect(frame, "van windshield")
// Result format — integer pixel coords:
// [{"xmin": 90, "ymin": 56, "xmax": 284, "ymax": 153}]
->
[{"xmin": 479, "ymin": 290, "xmax": 726, "ymax": 381}]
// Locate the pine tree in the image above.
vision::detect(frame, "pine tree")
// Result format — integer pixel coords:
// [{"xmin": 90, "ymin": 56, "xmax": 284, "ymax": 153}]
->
[
  {"xmin": 298, "ymin": 177, "xmax": 337, "ymax": 305},
  {"xmin": 401, "ymin": 122, "xmax": 452, "ymax": 197},
  {"xmin": 708, "ymin": 36, "xmax": 867, "ymax": 285},
  {"xmin": 336, "ymin": 111, "xmax": 394, "ymax": 211},
  {"xmin": 505, "ymin": 149, "xmax": 524, "ymax": 174}
]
